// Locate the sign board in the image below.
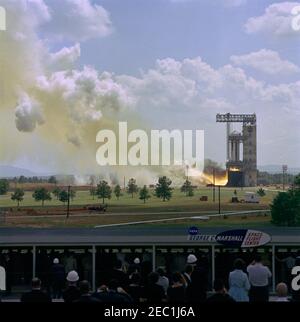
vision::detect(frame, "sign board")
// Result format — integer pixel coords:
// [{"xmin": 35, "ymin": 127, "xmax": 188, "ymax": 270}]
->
[
  {"xmin": 188, "ymin": 228, "xmax": 271, "ymax": 248},
  {"xmin": 215, "ymin": 229, "xmax": 271, "ymax": 248}
]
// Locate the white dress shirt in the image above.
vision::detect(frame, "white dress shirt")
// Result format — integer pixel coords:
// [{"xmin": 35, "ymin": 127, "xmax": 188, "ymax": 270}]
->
[{"xmin": 247, "ymin": 263, "xmax": 272, "ymax": 287}]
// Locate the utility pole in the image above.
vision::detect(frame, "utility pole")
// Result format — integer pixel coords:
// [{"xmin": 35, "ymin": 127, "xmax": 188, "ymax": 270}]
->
[
  {"xmin": 213, "ymin": 168, "xmax": 216, "ymax": 202},
  {"xmin": 282, "ymin": 165, "xmax": 288, "ymax": 191},
  {"xmin": 218, "ymin": 185, "xmax": 221, "ymax": 214},
  {"xmin": 186, "ymin": 165, "xmax": 189, "ymax": 182},
  {"xmin": 66, "ymin": 185, "xmax": 71, "ymax": 219},
  {"xmin": 186, "ymin": 165, "xmax": 189, "ymax": 197}
]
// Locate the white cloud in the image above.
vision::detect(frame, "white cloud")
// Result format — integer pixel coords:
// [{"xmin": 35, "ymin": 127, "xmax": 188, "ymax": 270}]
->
[
  {"xmin": 244, "ymin": 2, "xmax": 300, "ymax": 36},
  {"xmin": 15, "ymin": 93, "xmax": 45, "ymax": 132},
  {"xmin": 3, "ymin": 0, "xmax": 112, "ymax": 42},
  {"xmin": 230, "ymin": 49, "xmax": 300, "ymax": 75},
  {"xmin": 49, "ymin": 43, "xmax": 81, "ymax": 70},
  {"xmin": 43, "ymin": 0, "xmax": 112, "ymax": 41}
]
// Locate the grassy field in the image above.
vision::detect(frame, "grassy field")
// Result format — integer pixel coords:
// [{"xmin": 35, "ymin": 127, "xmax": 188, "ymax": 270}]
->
[
  {"xmin": 0, "ymin": 186, "xmax": 278, "ymax": 228},
  {"xmin": 0, "ymin": 186, "xmax": 277, "ymax": 211},
  {"xmin": 0, "ymin": 211, "xmax": 272, "ymax": 228}
]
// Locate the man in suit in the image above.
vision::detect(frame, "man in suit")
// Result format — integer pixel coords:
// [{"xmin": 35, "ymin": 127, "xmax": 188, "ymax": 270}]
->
[
  {"xmin": 74, "ymin": 280, "xmax": 101, "ymax": 303},
  {"xmin": 187, "ymin": 254, "xmax": 208, "ymax": 302},
  {"xmin": 109, "ymin": 260, "xmax": 129, "ymax": 288},
  {"xmin": 62, "ymin": 270, "xmax": 81, "ymax": 303},
  {"xmin": 21, "ymin": 278, "xmax": 52, "ymax": 303},
  {"xmin": 51, "ymin": 258, "xmax": 65, "ymax": 299}
]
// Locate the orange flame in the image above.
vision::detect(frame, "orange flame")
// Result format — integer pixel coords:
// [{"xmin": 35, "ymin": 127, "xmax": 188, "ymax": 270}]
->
[
  {"xmin": 229, "ymin": 167, "xmax": 241, "ymax": 172},
  {"xmin": 201, "ymin": 172, "xmax": 228, "ymax": 186}
]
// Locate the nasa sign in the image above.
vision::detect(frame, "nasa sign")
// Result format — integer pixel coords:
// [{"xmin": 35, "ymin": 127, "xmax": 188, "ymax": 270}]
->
[{"xmin": 215, "ymin": 229, "xmax": 271, "ymax": 248}]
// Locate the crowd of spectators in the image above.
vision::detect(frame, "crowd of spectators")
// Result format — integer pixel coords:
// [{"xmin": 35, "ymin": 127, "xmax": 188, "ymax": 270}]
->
[{"xmin": 6, "ymin": 253, "xmax": 298, "ymax": 303}]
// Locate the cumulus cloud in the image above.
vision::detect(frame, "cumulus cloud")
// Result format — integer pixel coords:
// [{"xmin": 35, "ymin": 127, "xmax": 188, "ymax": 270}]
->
[
  {"xmin": 49, "ymin": 43, "xmax": 81, "ymax": 70},
  {"xmin": 3, "ymin": 0, "xmax": 112, "ymax": 42},
  {"xmin": 244, "ymin": 2, "xmax": 300, "ymax": 36},
  {"xmin": 15, "ymin": 93, "xmax": 45, "ymax": 132},
  {"xmin": 42, "ymin": 0, "xmax": 112, "ymax": 42},
  {"xmin": 230, "ymin": 49, "xmax": 300, "ymax": 75}
]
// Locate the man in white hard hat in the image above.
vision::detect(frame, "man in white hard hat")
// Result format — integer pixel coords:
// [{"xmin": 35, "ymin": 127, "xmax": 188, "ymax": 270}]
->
[
  {"xmin": 51, "ymin": 258, "xmax": 65, "ymax": 299},
  {"xmin": 63, "ymin": 270, "xmax": 81, "ymax": 303},
  {"xmin": 187, "ymin": 254, "xmax": 197, "ymax": 265},
  {"xmin": 186, "ymin": 254, "xmax": 208, "ymax": 302},
  {"xmin": 128, "ymin": 258, "xmax": 141, "ymax": 277}
]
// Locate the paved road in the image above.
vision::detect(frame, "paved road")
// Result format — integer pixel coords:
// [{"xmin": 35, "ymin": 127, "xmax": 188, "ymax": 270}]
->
[{"xmin": 94, "ymin": 210, "xmax": 270, "ymax": 228}]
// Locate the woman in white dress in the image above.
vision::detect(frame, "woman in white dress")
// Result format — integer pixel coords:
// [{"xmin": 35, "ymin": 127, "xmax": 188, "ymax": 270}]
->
[{"xmin": 228, "ymin": 258, "xmax": 250, "ymax": 302}]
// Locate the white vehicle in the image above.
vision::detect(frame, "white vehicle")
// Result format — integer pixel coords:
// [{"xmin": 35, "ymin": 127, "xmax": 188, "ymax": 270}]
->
[{"xmin": 244, "ymin": 192, "xmax": 260, "ymax": 203}]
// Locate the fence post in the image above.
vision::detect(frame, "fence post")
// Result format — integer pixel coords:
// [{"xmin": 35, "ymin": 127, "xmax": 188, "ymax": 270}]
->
[
  {"xmin": 92, "ymin": 245, "xmax": 96, "ymax": 292},
  {"xmin": 152, "ymin": 245, "xmax": 156, "ymax": 272},
  {"xmin": 32, "ymin": 246, "xmax": 36, "ymax": 278}
]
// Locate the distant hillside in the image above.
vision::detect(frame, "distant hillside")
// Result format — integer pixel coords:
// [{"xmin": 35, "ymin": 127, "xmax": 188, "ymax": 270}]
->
[
  {"xmin": 0, "ymin": 165, "xmax": 40, "ymax": 178},
  {"xmin": 258, "ymin": 165, "xmax": 300, "ymax": 174}
]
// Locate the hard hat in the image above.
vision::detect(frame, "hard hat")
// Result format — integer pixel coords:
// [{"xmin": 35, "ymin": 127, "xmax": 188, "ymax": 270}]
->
[
  {"xmin": 134, "ymin": 258, "xmax": 140, "ymax": 264},
  {"xmin": 53, "ymin": 258, "xmax": 59, "ymax": 264},
  {"xmin": 66, "ymin": 270, "xmax": 79, "ymax": 282},
  {"xmin": 187, "ymin": 254, "xmax": 197, "ymax": 264}
]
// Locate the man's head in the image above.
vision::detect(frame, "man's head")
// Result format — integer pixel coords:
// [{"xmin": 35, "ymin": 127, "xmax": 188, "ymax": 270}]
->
[
  {"xmin": 213, "ymin": 279, "xmax": 226, "ymax": 294},
  {"xmin": 79, "ymin": 280, "xmax": 90, "ymax": 295},
  {"xmin": 276, "ymin": 283, "xmax": 288, "ymax": 298},
  {"xmin": 254, "ymin": 254, "xmax": 262, "ymax": 263},
  {"xmin": 234, "ymin": 258, "xmax": 245, "ymax": 270},
  {"xmin": 185, "ymin": 264, "xmax": 193, "ymax": 275},
  {"xmin": 187, "ymin": 254, "xmax": 197, "ymax": 265},
  {"xmin": 66, "ymin": 270, "xmax": 79, "ymax": 285},
  {"xmin": 134, "ymin": 258, "xmax": 140, "ymax": 265},
  {"xmin": 148, "ymin": 272, "xmax": 159, "ymax": 285},
  {"xmin": 114, "ymin": 260, "xmax": 122, "ymax": 270},
  {"xmin": 108, "ymin": 279, "xmax": 119, "ymax": 291},
  {"xmin": 32, "ymin": 278, "xmax": 42, "ymax": 290},
  {"xmin": 156, "ymin": 268, "xmax": 165, "ymax": 277}
]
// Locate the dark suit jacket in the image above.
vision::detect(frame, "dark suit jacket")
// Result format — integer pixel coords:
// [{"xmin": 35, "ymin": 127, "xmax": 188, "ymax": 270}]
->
[{"xmin": 21, "ymin": 290, "xmax": 52, "ymax": 303}]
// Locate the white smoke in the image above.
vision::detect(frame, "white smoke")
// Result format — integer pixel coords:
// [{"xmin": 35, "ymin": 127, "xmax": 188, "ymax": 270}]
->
[
  {"xmin": 15, "ymin": 93, "xmax": 45, "ymax": 132},
  {"xmin": 49, "ymin": 43, "xmax": 81, "ymax": 71},
  {"xmin": 1, "ymin": 0, "xmax": 300, "ymax": 177}
]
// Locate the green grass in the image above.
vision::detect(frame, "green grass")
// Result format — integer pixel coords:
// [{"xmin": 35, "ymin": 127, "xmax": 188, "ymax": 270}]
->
[
  {"xmin": 0, "ymin": 212, "xmax": 273, "ymax": 229},
  {"xmin": 0, "ymin": 187, "xmax": 278, "ymax": 228},
  {"xmin": 0, "ymin": 187, "xmax": 277, "ymax": 212}
]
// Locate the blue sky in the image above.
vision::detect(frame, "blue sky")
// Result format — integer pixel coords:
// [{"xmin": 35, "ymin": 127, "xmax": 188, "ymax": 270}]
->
[{"xmin": 78, "ymin": 0, "xmax": 299, "ymax": 78}]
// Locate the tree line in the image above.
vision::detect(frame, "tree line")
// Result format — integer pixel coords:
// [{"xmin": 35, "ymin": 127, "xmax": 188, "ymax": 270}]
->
[
  {"xmin": 0, "ymin": 176, "xmax": 199, "ymax": 207},
  {"xmin": 9, "ymin": 187, "xmax": 76, "ymax": 208},
  {"xmin": 90, "ymin": 176, "xmax": 174, "ymax": 204}
]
